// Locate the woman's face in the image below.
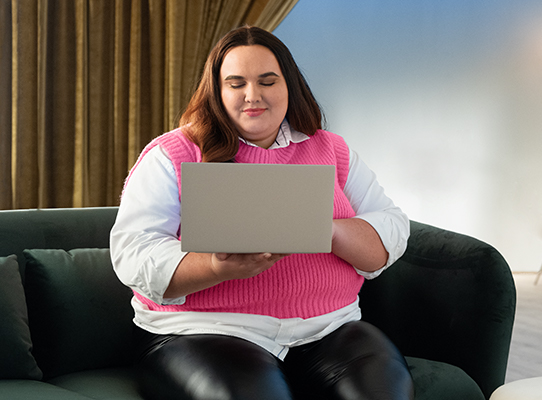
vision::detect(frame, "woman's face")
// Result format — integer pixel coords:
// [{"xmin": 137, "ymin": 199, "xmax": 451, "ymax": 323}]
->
[{"xmin": 220, "ymin": 45, "xmax": 289, "ymax": 149}]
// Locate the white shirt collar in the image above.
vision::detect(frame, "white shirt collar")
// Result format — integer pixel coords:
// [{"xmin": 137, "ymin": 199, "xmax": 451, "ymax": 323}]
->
[{"xmin": 239, "ymin": 119, "xmax": 310, "ymax": 150}]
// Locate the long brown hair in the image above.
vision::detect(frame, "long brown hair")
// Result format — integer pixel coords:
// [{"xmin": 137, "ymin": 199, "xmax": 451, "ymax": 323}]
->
[{"xmin": 180, "ymin": 26, "xmax": 323, "ymax": 162}]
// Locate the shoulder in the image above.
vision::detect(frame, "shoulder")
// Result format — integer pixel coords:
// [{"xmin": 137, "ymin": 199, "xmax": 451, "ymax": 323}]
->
[
  {"xmin": 154, "ymin": 127, "xmax": 202, "ymax": 163},
  {"xmin": 312, "ymin": 130, "xmax": 350, "ymax": 188},
  {"xmin": 313, "ymin": 129, "xmax": 349, "ymax": 149},
  {"xmin": 127, "ymin": 128, "xmax": 201, "ymax": 184},
  {"xmin": 154, "ymin": 127, "xmax": 197, "ymax": 149},
  {"xmin": 312, "ymin": 129, "xmax": 350, "ymax": 160}
]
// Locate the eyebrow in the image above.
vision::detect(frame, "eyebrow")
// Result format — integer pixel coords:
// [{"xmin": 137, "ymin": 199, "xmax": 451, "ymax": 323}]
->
[{"xmin": 224, "ymin": 72, "xmax": 280, "ymax": 80}]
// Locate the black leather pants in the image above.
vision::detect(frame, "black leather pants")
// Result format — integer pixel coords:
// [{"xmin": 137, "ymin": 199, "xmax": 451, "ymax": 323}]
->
[{"xmin": 135, "ymin": 320, "xmax": 414, "ymax": 400}]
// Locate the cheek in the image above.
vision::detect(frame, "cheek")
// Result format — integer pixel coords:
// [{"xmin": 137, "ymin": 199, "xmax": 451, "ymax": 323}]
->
[
  {"xmin": 282, "ymin": 92, "xmax": 289, "ymax": 111},
  {"xmin": 221, "ymin": 91, "xmax": 237, "ymax": 115},
  {"xmin": 274, "ymin": 89, "xmax": 289, "ymax": 113}
]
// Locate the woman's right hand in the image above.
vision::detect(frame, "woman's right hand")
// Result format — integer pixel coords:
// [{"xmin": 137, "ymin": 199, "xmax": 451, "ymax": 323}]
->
[
  {"xmin": 210, "ymin": 252, "xmax": 290, "ymax": 281},
  {"xmin": 164, "ymin": 252, "xmax": 289, "ymax": 300}
]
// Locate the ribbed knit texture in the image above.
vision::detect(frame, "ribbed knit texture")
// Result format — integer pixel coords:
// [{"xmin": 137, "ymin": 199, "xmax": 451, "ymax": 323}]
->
[{"xmin": 129, "ymin": 128, "xmax": 365, "ymax": 319}]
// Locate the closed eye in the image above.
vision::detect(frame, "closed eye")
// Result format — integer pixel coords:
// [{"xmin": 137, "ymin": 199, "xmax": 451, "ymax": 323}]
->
[{"xmin": 223, "ymin": 72, "xmax": 280, "ymax": 89}]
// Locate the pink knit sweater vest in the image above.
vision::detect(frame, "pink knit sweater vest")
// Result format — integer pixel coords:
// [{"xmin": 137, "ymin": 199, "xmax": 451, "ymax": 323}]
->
[{"xmin": 129, "ymin": 128, "xmax": 364, "ymax": 319}]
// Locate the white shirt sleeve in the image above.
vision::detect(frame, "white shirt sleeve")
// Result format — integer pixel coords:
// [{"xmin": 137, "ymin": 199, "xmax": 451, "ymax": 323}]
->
[
  {"xmin": 110, "ymin": 146, "xmax": 187, "ymax": 305},
  {"xmin": 344, "ymin": 148, "xmax": 410, "ymax": 279}
]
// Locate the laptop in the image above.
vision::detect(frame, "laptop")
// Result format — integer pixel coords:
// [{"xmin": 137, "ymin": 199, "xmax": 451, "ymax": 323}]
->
[{"xmin": 180, "ymin": 162, "xmax": 335, "ymax": 254}]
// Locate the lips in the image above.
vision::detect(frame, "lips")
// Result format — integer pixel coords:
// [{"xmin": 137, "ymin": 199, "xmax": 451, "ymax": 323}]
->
[{"xmin": 243, "ymin": 108, "xmax": 266, "ymax": 117}]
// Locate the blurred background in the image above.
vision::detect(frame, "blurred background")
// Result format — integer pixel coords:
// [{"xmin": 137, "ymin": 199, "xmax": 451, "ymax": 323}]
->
[{"xmin": 274, "ymin": 0, "xmax": 542, "ymax": 273}]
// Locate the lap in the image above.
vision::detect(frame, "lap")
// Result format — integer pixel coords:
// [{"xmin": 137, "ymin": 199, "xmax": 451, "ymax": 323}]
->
[
  {"xmin": 134, "ymin": 321, "xmax": 413, "ymax": 400},
  {"xmin": 135, "ymin": 331, "xmax": 293, "ymax": 400}
]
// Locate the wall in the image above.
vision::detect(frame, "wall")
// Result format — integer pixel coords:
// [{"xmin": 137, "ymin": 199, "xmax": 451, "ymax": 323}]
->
[{"xmin": 274, "ymin": 0, "xmax": 542, "ymax": 272}]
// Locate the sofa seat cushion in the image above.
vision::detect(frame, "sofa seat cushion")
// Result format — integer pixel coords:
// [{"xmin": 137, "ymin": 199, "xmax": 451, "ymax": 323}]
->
[
  {"xmin": 0, "ymin": 255, "xmax": 42, "ymax": 380},
  {"xmin": 44, "ymin": 361, "xmax": 481, "ymax": 400},
  {"xmin": 23, "ymin": 248, "xmax": 135, "ymax": 379},
  {"xmin": 406, "ymin": 356, "xmax": 485, "ymax": 400},
  {"xmin": 0, "ymin": 380, "xmax": 94, "ymax": 400},
  {"xmin": 47, "ymin": 367, "xmax": 144, "ymax": 400}
]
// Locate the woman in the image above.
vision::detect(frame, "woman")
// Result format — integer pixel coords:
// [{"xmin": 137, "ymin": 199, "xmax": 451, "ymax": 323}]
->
[{"xmin": 111, "ymin": 26, "xmax": 414, "ymax": 400}]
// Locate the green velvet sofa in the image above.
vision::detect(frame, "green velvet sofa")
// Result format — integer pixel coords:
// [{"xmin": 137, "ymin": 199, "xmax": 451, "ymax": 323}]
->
[{"xmin": 0, "ymin": 207, "xmax": 515, "ymax": 400}]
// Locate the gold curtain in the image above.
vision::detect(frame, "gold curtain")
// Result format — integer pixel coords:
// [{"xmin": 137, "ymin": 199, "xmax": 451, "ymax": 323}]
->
[{"xmin": 0, "ymin": 0, "xmax": 298, "ymax": 210}]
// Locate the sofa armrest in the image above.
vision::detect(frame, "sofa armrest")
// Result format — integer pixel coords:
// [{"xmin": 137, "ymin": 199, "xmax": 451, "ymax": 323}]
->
[{"xmin": 358, "ymin": 221, "xmax": 516, "ymax": 399}]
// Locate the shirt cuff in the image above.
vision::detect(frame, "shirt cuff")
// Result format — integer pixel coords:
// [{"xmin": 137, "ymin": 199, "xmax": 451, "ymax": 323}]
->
[
  {"xmin": 161, "ymin": 296, "xmax": 187, "ymax": 305},
  {"xmin": 353, "ymin": 265, "xmax": 386, "ymax": 280},
  {"xmin": 158, "ymin": 251, "xmax": 190, "ymax": 305},
  {"xmin": 351, "ymin": 211, "xmax": 409, "ymax": 278}
]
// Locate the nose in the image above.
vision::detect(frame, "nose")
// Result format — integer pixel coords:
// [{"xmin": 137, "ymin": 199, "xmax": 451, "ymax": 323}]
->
[{"xmin": 244, "ymin": 83, "xmax": 261, "ymax": 103}]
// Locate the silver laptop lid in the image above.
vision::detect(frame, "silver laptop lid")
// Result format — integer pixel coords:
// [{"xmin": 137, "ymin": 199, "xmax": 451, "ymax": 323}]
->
[{"xmin": 180, "ymin": 163, "xmax": 335, "ymax": 254}]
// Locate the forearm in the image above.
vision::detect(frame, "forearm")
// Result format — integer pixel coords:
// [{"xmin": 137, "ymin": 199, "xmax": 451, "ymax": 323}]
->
[
  {"xmin": 163, "ymin": 253, "xmax": 222, "ymax": 299},
  {"xmin": 331, "ymin": 218, "xmax": 388, "ymax": 272},
  {"xmin": 164, "ymin": 252, "xmax": 289, "ymax": 299}
]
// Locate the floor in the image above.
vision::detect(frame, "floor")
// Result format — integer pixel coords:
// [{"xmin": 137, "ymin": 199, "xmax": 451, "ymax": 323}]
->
[{"xmin": 505, "ymin": 273, "xmax": 542, "ymax": 383}]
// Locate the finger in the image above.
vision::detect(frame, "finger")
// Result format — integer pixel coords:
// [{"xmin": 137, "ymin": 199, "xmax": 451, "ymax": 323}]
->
[
  {"xmin": 269, "ymin": 253, "xmax": 290, "ymax": 260},
  {"xmin": 264, "ymin": 253, "xmax": 290, "ymax": 263},
  {"xmin": 248, "ymin": 253, "xmax": 271, "ymax": 261},
  {"xmin": 214, "ymin": 253, "xmax": 229, "ymax": 261}
]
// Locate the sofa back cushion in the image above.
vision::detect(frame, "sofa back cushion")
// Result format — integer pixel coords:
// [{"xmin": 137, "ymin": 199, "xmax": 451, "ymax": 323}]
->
[
  {"xmin": 0, "ymin": 255, "xmax": 43, "ymax": 380},
  {"xmin": 23, "ymin": 248, "xmax": 134, "ymax": 379},
  {"xmin": 0, "ymin": 207, "xmax": 118, "ymax": 281}
]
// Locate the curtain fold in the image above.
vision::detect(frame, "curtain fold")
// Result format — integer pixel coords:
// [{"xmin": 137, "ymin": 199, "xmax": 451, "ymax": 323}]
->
[
  {"xmin": 0, "ymin": 0, "xmax": 298, "ymax": 209},
  {"xmin": 0, "ymin": 0, "xmax": 11, "ymax": 208}
]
